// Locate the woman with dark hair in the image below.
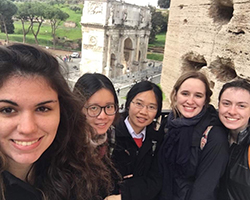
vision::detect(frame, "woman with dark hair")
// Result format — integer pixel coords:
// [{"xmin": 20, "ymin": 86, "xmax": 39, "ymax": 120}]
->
[
  {"xmin": 106, "ymin": 81, "xmax": 163, "ymax": 200},
  {"xmin": 218, "ymin": 79, "xmax": 250, "ymax": 200},
  {"xmin": 159, "ymin": 71, "xmax": 229, "ymax": 200},
  {"xmin": 73, "ymin": 73, "xmax": 120, "ymax": 198},
  {"xmin": 0, "ymin": 43, "xmax": 112, "ymax": 200},
  {"xmin": 73, "ymin": 72, "xmax": 119, "ymax": 141}
]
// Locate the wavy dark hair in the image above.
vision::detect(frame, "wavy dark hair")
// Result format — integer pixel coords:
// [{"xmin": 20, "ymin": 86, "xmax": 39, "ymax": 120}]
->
[
  {"xmin": 73, "ymin": 72, "xmax": 121, "ymax": 197},
  {"xmin": 0, "ymin": 44, "xmax": 112, "ymax": 200}
]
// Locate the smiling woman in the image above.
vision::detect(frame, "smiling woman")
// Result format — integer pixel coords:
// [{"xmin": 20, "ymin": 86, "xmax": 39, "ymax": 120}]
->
[
  {"xmin": 158, "ymin": 71, "xmax": 229, "ymax": 200},
  {"xmin": 218, "ymin": 79, "xmax": 250, "ymax": 200},
  {"xmin": 0, "ymin": 75, "xmax": 60, "ymax": 179},
  {"xmin": 106, "ymin": 81, "xmax": 163, "ymax": 200},
  {"xmin": 0, "ymin": 43, "xmax": 113, "ymax": 200}
]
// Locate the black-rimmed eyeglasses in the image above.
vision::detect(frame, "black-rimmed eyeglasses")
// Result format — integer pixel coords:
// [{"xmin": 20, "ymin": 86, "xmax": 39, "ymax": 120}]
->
[{"xmin": 84, "ymin": 103, "xmax": 118, "ymax": 117}]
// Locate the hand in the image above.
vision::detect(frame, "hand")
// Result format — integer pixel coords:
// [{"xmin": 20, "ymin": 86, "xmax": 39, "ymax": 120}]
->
[
  {"xmin": 104, "ymin": 194, "xmax": 121, "ymax": 200},
  {"xmin": 123, "ymin": 174, "xmax": 133, "ymax": 179}
]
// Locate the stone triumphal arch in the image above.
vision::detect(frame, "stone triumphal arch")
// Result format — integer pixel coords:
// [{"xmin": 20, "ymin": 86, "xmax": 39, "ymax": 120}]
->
[{"xmin": 80, "ymin": 0, "xmax": 151, "ymax": 78}]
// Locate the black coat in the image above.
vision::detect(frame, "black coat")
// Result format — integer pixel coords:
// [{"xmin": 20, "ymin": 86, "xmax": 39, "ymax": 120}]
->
[
  {"xmin": 159, "ymin": 105, "xmax": 229, "ymax": 200},
  {"xmin": 3, "ymin": 171, "xmax": 42, "ymax": 200},
  {"xmin": 219, "ymin": 128, "xmax": 250, "ymax": 200},
  {"xmin": 111, "ymin": 119, "xmax": 163, "ymax": 200}
]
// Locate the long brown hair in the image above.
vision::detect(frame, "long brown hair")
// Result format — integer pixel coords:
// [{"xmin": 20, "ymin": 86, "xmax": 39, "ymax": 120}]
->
[{"xmin": 0, "ymin": 44, "xmax": 112, "ymax": 200}]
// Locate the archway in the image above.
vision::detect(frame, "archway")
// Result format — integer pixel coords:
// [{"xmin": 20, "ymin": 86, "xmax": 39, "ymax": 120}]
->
[{"xmin": 122, "ymin": 37, "xmax": 133, "ymax": 75}]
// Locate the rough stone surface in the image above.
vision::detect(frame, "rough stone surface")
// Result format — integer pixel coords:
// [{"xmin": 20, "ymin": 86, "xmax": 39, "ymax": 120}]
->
[
  {"xmin": 161, "ymin": 0, "xmax": 250, "ymax": 109},
  {"xmin": 80, "ymin": 0, "xmax": 151, "ymax": 78}
]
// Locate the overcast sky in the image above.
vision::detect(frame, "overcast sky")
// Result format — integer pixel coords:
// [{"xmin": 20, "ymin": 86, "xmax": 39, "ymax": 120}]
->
[{"xmin": 124, "ymin": 0, "xmax": 158, "ymax": 7}]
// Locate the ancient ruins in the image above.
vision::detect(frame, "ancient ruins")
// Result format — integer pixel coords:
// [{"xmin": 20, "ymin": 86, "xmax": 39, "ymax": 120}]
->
[
  {"xmin": 80, "ymin": 0, "xmax": 151, "ymax": 78},
  {"xmin": 161, "ymin": 0, "xmax": 250, "ymax": 109}
]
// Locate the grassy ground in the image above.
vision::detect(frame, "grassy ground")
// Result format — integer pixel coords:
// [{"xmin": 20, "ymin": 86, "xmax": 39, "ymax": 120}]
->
[
  {"xmin": 148, "ymin": 32, "xmax": 166, "ymax": 48},
  {"xmin": 147, "ymin": 53, "xmax": 164, "ymax": 61},
  {"xmin": 147, "ymin": 32, "xmax": 166, "ymax": 61}
]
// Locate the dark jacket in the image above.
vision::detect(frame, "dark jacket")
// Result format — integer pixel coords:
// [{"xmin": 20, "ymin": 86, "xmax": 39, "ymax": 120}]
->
[
  {"xmin": 219, "ymin": 128, "xmax": 250, "ymax": 200},
  {"xmin": 159, "ymin": 105, "xmax": 229, "ymax": 200},
  {"xmin": 3, "ymin": 171, "xmax": 42, "ymax": 200},
  {"xmin": 111, "ymin": 119, "xmax": 163, "ymax": 200}
]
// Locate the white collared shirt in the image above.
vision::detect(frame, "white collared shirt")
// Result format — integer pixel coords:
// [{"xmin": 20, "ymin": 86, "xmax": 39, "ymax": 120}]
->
[{"xmin": 124, "ymin": 116, "xmax": 146, "ymax": 141}]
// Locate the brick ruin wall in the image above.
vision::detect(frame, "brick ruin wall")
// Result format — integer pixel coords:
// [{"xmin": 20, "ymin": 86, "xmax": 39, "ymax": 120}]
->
[{"xmin": 160, "ymin": 0, "xmax": 250, "ymax": 109}]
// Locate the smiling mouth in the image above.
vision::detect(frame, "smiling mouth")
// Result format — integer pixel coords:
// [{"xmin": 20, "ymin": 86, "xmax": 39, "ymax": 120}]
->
[
  {"xmin": 11, "ymin": 138, "xmax": 41, "ymax": 146},
  {"xmin": 184, "ymin": 106, "xmax": 195, "ymax": 111},
  {"xmin": 225, "ymin": 117, "xmax": 238, "ymax": 122},
  {"xmin": 95, "ymin": 123, "xmax": 106, "ymax": 126}
]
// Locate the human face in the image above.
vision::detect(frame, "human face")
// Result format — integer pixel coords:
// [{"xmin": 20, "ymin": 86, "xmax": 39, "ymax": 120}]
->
[
  {"xmin": 128, "ymin": 90, "xmax": 158, "ymax": 134},
  {"xmin": 219, "ymin": 88, "xmax": 250, "ymax": 133},
  {"xmin": 83, "ymin": 88, "xmax": 116, "ymax": 135},
  {"xmin": 0, "ymin": 75, "xmax": 60, "ymax": 173},
  {"xmin": 175, "ymin": 78, "xmax": 206, "ymax": 118}
]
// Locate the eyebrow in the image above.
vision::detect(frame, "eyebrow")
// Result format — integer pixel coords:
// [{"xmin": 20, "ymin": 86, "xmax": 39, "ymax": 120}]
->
[
  {"xmin": 134, "ymin": 99, "xmax": 157, "ymax": 105},
  {"xmin": 0, "ymin": 99, "xmax": 58, "ymax": 107},
  {"xmin": 37, "ymin": 100, "xmax": 58, "ymax": 106},
  {"xmin": 222, "ymin": 99, "xmax": 249, "ymax": 104}
]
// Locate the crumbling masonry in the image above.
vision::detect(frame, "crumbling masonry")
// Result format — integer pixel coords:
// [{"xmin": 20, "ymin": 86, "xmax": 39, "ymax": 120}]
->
[{"xmin": 161, "ymin": 0, "xmax": 250, "ymax": 109}]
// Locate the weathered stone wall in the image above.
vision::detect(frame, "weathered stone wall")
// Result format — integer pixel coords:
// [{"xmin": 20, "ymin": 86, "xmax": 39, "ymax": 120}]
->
[{"xmin": 161, "ymin": 0, "xmax": 250, "ymax": 109}]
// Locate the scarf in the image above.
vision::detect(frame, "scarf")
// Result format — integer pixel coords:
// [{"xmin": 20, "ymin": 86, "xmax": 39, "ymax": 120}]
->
[{"xmin": 159, "ymin": 107, "xmax": 207, "ymax": 200}]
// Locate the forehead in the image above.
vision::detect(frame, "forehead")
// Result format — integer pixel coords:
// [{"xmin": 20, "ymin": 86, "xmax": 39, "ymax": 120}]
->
[
  {"xmin": 87, "ymin": 88, "xmax": 114, "ymax": 104},
  {"xmin": 221, "ymin": 88, "xmax": 250, "ymax": 102},
  {"xmin": 2, "ymin": 74, "xmax": 51, "ymax": 88},
  {"xmin": 179, "ymin": 78, "xmax": 206, "ymax": 92},
  {"xmin": 0, "ymin": 75, "xmax": 57, "ymax": 99},
  {"xmin": 133, "ymin": 90, "xmax": 157, "ymax": 103}
]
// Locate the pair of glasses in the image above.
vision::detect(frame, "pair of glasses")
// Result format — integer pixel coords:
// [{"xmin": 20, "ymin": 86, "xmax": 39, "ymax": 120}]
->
[
  {"xmin": 131, "ymin": 101, "xmax": 157, "ymax": 112},
  {"xmin": 84, "ymin": 103, "xmax": 118, "ymax": 117}
]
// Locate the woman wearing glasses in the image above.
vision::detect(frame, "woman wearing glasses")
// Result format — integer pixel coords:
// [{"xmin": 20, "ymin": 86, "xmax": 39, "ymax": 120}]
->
[
  {"xmin": 73, "ymin": 73, "xmax": 120, "ymax": 198},
  {"xmin": 106, "ymin": 81, "xmax": 163, "ymax": 200}
]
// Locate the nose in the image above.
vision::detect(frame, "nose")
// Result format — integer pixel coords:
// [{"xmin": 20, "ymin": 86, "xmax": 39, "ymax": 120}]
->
[
  {"xmin": 228, "ymin": 105, "xmax": 237, "ymax": 115},
  {"xmin": 96, "ymin": 108, "xmax": 107, "ymax": 118},
  {"xmin": 139, "ymin": 105, "xmax": 148, "ymax": 114},
  {"xmin": 186, "ymin": 96, "xmax": 194, "ymax": 104},
  {"xmin": 17, "ymin": 112, "xmax": 38, "ymax": 134}
]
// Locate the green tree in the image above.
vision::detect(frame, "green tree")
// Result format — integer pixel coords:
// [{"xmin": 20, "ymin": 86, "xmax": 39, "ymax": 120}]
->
[
  {"xmin": 29, "ymin": 3, "xmax": 48, "ymax": 45},
  {"xmin": 16, "ymin": 2, "xmax": 48, "ymax": 45},
  {"xmin": 1, "ymin": 17, "xmax": 15, "ymax": 34},
  {"xmin": 45, "ymin": 7, "xmax": 69, "ymax": 49},
  {"xmin": 70, "ymin": 5, "xmax": 81, "ymax": 13},
  {"xmin": 149, "ymin": 6, "xmax": 168, "ymax": 43},
  {"xmin": 16, "ymin": 2, "xmax": 33, "ymax": 43},
  {"xmin": 158, "ymin": 0, "xmax": 171, "ymax": 9},
  {"xmin": 0, "ymin": 0, "xmax": 17, "ymax": 44}
]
